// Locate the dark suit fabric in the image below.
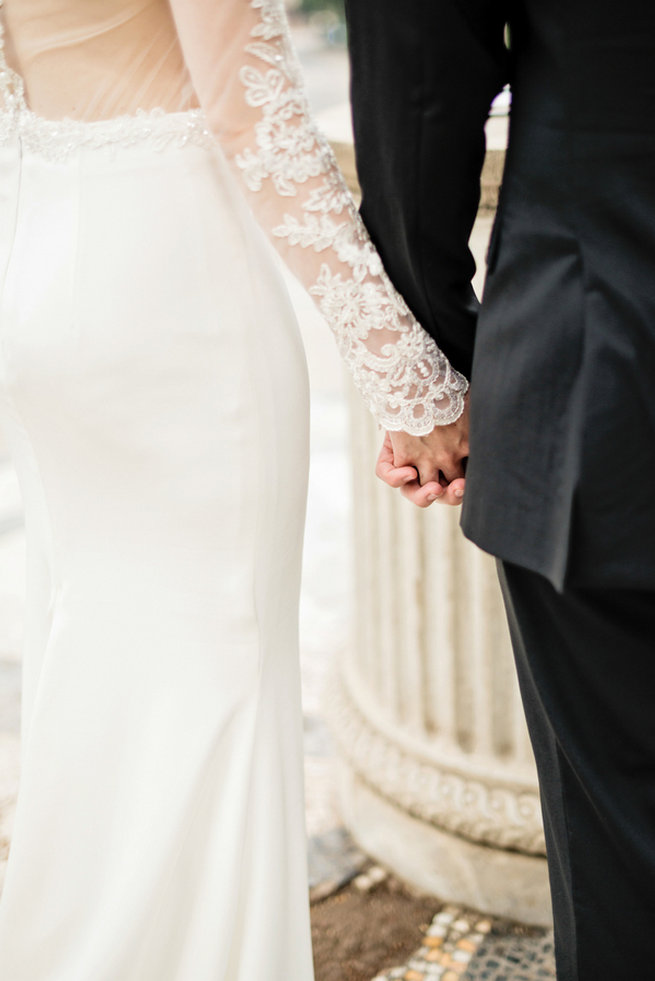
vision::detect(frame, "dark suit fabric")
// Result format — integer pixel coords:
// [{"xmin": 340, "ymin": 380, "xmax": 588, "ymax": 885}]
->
[
  {"xmin": 345, "ymin": 1, "xmax": 655, "ymax": 975},
  {"xmin": 345, "ymin": 0, "xmax": 655, "ymax": 591},
  {"xmin": 498, "ymin": 560, "xmax": 655, "ymax": 981}
]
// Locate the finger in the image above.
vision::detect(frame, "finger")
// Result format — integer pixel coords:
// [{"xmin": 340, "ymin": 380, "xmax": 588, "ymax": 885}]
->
[
  {"xmin": 439, "ymin": 460, "xmax": 468, "ymax": 484},
  {"xmin": 376, "ymin": 436, "xmax": 418, "ymax": 487},
  {"xmin": 415, "ymin": 452, "xmax": 467, "ymax": 487},
  {"xmin": 378, "ymin": 432, "xmax": 395, "ymax": 464},
  {"xmin": 434, "ymin": 478, "xmax": 466, "ymax": 506},
  {"xmin": 416, "ymin": 461, "xmax": 443, "ymax": 487},
  {"xmin": 376, "ymin": 457, "xmax": 419, "ymax": 489},
  {"xmin": 401, "ymin": 477, "xmax": 466, "ymax": 508},
  {"xmin": 400, "ymin": 479, "xmax": 444, "ymax": 508}
]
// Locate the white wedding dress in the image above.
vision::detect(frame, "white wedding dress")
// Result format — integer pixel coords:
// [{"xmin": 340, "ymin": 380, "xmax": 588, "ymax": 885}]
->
[{"xmin": 0, "ymin": 1, "xmax": 467, "ymax": 978}]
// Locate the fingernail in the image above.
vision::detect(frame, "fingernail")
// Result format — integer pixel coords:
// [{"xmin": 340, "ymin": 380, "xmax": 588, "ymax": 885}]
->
[
  {"xmin": 427, "ymin": 493, "xmax": 439, "ymax": 502},
  {"xmin": 454, "ymin": 488, "xmax": 464, "ymax": 498}
]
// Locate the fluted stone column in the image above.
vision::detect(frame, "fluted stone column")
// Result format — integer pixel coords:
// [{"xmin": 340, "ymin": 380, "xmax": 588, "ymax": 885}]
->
[
  {"xmin": 325, "ymin": 125, "xmax": 551, "ymax": 924},
  {"xmin": 327, "ymin": 396, "xmax": 551, "ymax": 924}
]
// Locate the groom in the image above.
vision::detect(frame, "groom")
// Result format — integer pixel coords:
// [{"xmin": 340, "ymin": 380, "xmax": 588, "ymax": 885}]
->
[{"xmin": 344, "ymin": 1, "xmax": 655, "ymax": 978}]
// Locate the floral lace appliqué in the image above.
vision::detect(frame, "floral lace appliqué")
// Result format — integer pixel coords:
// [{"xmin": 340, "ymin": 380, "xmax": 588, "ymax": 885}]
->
[{"xmin": 235, "ymin": 0, "xmax": 468, "ymax": 434}]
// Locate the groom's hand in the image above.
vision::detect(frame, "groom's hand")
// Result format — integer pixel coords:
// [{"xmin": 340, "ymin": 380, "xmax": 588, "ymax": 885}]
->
[{"xmin": 375, "ymin": 396, "xmax": 470, "ymax": 508}]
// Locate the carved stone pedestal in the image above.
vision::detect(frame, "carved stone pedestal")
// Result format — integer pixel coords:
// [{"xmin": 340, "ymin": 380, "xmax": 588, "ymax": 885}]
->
[{"xmin": 327, "ymin": 395, "xmax": 552, "ymax": 927}]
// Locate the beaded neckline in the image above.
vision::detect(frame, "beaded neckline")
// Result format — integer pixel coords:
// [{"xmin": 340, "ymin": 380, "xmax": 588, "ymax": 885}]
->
[{"xmin": 0, "ymin": 105, "xmax": 216, "ymax": 160}]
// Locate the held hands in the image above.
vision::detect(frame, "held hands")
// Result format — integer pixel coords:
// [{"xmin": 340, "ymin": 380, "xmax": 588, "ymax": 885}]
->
[{"xmin": 376, "ymin": 395, "xmax": 470, "ymax": 508}]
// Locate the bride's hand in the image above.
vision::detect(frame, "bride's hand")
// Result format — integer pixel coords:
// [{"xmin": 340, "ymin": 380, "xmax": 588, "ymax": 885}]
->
[{"xmin": 375, "ymin": 396, "xmax": 470, "ymax": 508}]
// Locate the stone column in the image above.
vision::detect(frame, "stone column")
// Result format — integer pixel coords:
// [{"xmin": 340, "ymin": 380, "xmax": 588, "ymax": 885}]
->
[
  {"xmin": 325, "ymin": 127, "xmax": 551, "ymax": 923},
  {"xmin": 327, "ymin": 396, "xmax": 551, "ymax": 924}
]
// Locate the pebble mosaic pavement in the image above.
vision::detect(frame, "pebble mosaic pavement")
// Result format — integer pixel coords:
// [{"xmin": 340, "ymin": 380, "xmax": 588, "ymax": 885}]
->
[
  {"xmin": 372, "ymin": 907, "xmax": 493, "ymax": 981},
  {"xmin": 469, "ymin": 930, "xmax": 555, "ymax": 980},
  {"xmin": 370, "ymin": 905, "xmax": 555, "ymax": 981}
]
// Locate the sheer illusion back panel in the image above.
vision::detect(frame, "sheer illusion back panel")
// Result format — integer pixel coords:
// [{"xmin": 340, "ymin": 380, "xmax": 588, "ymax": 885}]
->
[{"xmin": 2, "ymin": 0, "xmax": 198, "ymax": 120}]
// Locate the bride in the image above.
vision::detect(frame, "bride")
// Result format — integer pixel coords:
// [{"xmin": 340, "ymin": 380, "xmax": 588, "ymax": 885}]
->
[{"xmin": 0, "ymin": 1, "xmax": 468, "ymax": 978}]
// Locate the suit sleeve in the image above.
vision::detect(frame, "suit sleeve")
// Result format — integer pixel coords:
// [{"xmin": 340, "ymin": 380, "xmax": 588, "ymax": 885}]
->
[{"xmin": 344, "ymin": 0, "xmax": 509, "ymax": 378}]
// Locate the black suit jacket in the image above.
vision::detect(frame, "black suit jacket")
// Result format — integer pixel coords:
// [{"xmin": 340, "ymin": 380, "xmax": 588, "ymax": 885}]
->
[{"xmin": 345, "ymin": 0, "xmax": 655, "ymax": 590}]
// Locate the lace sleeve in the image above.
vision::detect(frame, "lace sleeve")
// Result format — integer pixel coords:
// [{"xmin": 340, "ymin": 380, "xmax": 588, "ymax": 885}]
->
[{"xmin": 169, "ymin": 0, "xmax": 468, "ymax": 434}]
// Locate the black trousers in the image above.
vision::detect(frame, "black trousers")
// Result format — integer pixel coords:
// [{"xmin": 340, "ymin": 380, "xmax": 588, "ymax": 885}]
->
[{"xmin": 497, "ymin": 560, "xmax": 655, "ymax": 981}]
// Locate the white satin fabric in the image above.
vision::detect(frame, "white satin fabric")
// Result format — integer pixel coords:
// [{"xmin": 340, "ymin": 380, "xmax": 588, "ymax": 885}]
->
[{"xmin": 0, "ymin": 128, "xmax": 314, "ymax": 980}]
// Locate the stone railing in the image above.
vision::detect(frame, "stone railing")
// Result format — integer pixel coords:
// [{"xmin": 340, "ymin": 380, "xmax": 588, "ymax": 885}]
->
[{"xmin": 327, "ymin": 120, "xmax": 552, "ymax": 927}]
